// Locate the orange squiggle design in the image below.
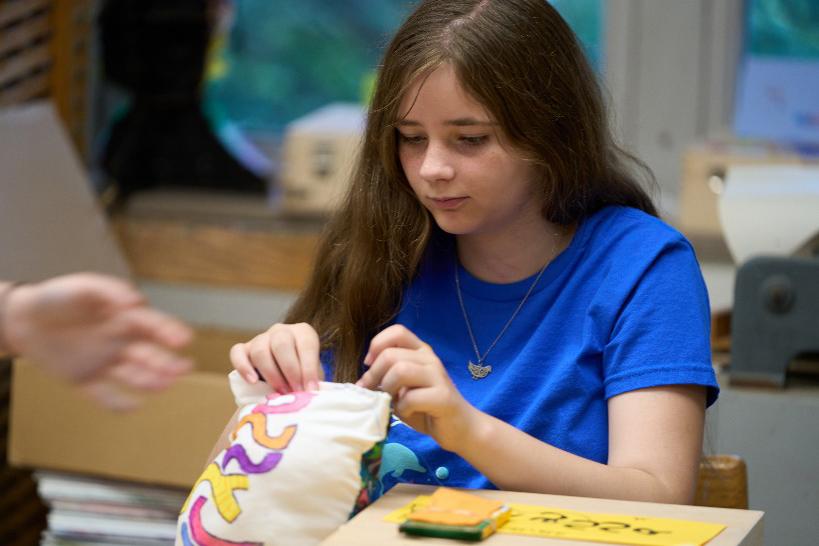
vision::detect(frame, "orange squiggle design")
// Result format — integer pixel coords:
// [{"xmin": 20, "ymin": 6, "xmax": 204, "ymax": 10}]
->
[
  {"xmin": 231, "ymin": 414, "xmax": 297, "ymax": 450},
  {"xmin": 180, "ymin": 463, "xmax": 249, "ymax": 523}
]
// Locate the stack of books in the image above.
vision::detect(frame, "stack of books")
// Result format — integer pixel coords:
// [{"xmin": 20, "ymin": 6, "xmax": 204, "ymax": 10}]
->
[{"xmin": 34, "ymin": 471, "xmax": 188, "ymax": 545}]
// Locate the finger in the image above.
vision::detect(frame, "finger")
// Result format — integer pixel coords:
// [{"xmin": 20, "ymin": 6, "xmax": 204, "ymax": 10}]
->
[
  {"xmin": 51, "ymin": 273, "xmax": 146, "ymax": 311},
  {"xmin": 267, "ymin": 328, "xmax": 304, "ymax": 392},
  {"xmin": 230, "ymin": 343, "xmax": 259, "ymax": 383},
  {"xmin": 79, "ymin": 274, "xmax": 145, "ymax": 306},
  {"xmin": 80, "ymin": 379, "xmax": 142, "ymax": 412},
  {"xmin": 357, "ymin": 347, "xmax": 423, "ymax": 390},
  {"xmin": 120, "ymin": 307, "xmax": 194, "ymax": 349},
  {"xmin": 292, "ymin": 323, "xmax": 321, "ymax": 390},
  {"xmin": 364, "ymin": 324, "xmax": 428, "ymax": 365},
  {"xmin": 378, "ymin": 359, "xmax": 434, "ymax": 398},
  {"xmin": 109, "ymin": 343, "xmax": 192, "ymax": 390},
  {"xmin": 247, "ymin": 336, "xmax": 290, "ymax": 393},
  {"xmin": 106, "ymin": 360, "xmax": 177, "ymax": 392},
  {"xmin": 127, "ymin": 341, "xmax": 194, "ymax": 376},
  {"xmin": 393, "ymin": 385, "xmax": 441, "ymax": 420},
  {"xmin": 129, "ymin": 340, "xmax": 193, "ymax": 375}
]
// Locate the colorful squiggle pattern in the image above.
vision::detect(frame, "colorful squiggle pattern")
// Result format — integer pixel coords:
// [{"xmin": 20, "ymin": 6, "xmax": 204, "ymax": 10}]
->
[
  {"xmin": 181, "ymin": 391, "xmax": 317, "ymax": 545},
  {"xmin": 181, "ymin": 463, "xmax": 249, "ymax": 522},
  {"xmin": 180, "ymin": 522, "xmax": 194, "ymax": 546},
  {"xmin": 252, "ymin": 391, "xmax": 314, "ymax": 414},
  {"xmin": 231, "ymin": 415, "xmax": 297, "ymax": 449},
  {"xmin": 189, "ymin": 496, "xmax": 261, "ymax": 546},
  {"xmin": 221, "ymin": 444, "xmax": 282, "ymax": 474}
]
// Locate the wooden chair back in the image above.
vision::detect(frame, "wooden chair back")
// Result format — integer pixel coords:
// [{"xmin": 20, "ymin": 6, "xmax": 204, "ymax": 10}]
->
[{"xmin": 695, "ymin": 454, "xmax": 749, "ymax": 509}]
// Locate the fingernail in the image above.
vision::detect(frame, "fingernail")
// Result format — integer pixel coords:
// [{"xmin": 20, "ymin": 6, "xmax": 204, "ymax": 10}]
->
[
  {"xmin": 308, "ymin": 381, "xmax": 319, "ymax": 391},
  {"xmin": 244, "ymin": 372, "xmax": 257, "ymax": 384},
  {"xmin": 363, "ymin": 353, "xmax": 371, "ymax": 365}
]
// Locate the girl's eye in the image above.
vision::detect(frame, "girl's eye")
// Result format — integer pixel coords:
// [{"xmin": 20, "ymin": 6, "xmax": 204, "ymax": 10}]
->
[
  {"xmin": 459, "ymin": 135, "xmax": 488, "ymax": 146},
  {"xmin": 398, "ymin": 134, "xmax": 426, "ymax": 145}
]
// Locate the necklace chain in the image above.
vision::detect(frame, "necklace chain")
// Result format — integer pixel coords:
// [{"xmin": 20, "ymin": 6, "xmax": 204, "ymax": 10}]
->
[{"xmin": 455, "ymin": 256, "xmax": 550, "ymax": 379}]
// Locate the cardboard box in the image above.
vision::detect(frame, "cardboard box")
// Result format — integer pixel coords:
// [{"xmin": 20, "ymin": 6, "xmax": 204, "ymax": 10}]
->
[
  {"xmin": 8, "ymin": 326, "xmax": 247, "ymax": 489},
  {"xmin": 280, "ymin": 103, "xmax": 364, "ymax": 215},
  {"xmin": 678, "ymin": 140, "xmax": 818, "ymax": 241}
]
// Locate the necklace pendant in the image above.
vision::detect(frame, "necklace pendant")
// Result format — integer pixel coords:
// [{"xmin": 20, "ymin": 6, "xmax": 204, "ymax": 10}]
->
[{"xmin": 468, "ymin": 360, "xmax": 492, "ymax": 380}]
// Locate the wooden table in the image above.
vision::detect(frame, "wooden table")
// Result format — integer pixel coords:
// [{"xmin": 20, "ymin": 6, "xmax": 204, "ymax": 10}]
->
[{"xmin": 320, "ymin": 484, "xmax": 763, "ymax": 546}]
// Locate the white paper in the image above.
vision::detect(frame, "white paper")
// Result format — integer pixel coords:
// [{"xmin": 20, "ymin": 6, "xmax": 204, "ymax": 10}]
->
[{"xmin": 718, "ymin": 164, "xmax": 819, "ymax": 264}]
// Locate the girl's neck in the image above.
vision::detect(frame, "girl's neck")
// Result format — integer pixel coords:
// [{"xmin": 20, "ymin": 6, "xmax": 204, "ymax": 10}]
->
[{"xmin": 456, "ymin": 221, "xmax": 574, "ymax": 284}]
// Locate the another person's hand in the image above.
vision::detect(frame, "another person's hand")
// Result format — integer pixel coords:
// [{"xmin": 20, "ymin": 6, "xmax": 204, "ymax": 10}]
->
[
  {"xmin": 1, "ymin": 273, "xmax": 193, "ymax": 410},
  {"xmin": 230, "ymin": 322, "xmax": 323, "ymax": 393},
  {"xmin": 356, "ymin": 324, "xmax": 479, "ymax": 451}
]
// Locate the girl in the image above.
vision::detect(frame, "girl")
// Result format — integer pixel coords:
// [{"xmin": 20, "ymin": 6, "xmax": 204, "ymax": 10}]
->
[{"xmin": 226, "ymin": 0, "xmax": 719, "ymax": 504}]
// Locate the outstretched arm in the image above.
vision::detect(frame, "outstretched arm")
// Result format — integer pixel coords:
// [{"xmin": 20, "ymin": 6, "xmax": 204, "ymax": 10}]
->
[{"xmin": 0, "ymin": 273, "xmax": 193, "ymax": 410}]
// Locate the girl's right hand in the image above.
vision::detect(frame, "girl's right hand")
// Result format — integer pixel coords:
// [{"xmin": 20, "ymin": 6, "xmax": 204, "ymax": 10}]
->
[{"xmin": 229, "ymin": 322, "xmax": 323, "ymax": 393}]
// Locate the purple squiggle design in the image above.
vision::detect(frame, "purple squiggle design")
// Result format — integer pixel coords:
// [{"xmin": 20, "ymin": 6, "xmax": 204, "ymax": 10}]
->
[{"xmin": 221, "ymin": 444, "xmax": 283, "ymax": 474}]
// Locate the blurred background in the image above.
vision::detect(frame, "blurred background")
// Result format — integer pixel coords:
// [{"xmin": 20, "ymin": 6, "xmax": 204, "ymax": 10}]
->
[{"xmin": 1, "ymin": 1, "xmax": 817, "ymax": 545}]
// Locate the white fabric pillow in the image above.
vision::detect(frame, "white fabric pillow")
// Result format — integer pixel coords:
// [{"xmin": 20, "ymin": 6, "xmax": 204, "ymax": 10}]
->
[{"xmin": 176, "ymin": 372, "xmax": 391, "ymax": 546}]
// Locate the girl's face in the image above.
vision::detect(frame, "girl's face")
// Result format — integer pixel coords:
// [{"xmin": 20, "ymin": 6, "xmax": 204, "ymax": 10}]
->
[{"xmin": 397, "ymin": 64, "xmax": 544, "ymax": 241}]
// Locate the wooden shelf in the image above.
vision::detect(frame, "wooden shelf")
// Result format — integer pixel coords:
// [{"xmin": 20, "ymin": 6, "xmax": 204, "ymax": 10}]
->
[{"xmin": 113, "ymin": 190, "xmax": 325, "ymax": 291}]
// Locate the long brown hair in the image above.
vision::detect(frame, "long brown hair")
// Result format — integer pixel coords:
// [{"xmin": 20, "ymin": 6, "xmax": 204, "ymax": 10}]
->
[{"xmin": 286, "ymin": 0, "xmax": 657, "ymax": 382}]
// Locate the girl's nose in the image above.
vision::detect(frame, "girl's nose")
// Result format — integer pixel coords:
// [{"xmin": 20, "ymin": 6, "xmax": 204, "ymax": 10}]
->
[{"xmin": 419, "ymin": 143, "xmax": 455, "ymax": 181}]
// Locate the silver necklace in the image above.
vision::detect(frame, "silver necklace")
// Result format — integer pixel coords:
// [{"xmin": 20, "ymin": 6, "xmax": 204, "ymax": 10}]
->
[{"xmin": 455, "ymin": 258, "xmax": 550, "ymax": 380}]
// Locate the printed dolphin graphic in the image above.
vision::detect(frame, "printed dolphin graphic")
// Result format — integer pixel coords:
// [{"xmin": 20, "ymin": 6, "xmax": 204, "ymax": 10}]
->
[{"xmin": 379, "ymin": 443, "xmax": 427, "ymax": 479}]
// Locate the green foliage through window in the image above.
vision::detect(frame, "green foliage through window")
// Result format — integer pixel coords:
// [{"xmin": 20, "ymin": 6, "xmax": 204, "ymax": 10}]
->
[
  {"xmin": 208, "ymin": 1, "xmax": 602, "ymax": 136},
  {"xmin": 746, "ymin": 0, "xmax": 819, "ymax": 58}
]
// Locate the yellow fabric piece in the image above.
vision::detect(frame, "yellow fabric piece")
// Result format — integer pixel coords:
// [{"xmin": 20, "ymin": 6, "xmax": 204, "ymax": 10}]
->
[
  {"xmin": 388, "ymin": 493, "xmax": 727, "ymax": 546},
  {"xmin": 180, "ymin": 463, "xmax": 250, "ymax": 523},
  {"xmin": 406, "ymin": 487, "xmax": 505, "ymax": 526}
]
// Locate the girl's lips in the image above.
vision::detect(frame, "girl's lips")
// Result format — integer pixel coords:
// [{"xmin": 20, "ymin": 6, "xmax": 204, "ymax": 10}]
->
[{"xmin": 430, "ymin": 197, "xmax": 467, "ymax": 210}]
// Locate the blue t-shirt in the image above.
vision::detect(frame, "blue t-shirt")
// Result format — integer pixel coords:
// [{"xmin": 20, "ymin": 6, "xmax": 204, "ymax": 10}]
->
[{"xmin": 326, "ymin": 206, "xmax": 719, "ymax": 495}]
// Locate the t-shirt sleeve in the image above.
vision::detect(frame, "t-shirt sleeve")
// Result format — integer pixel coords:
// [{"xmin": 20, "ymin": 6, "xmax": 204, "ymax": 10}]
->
[{"xmin": 602, "ymin": 238, "xmax": 720, "ymax": 407}]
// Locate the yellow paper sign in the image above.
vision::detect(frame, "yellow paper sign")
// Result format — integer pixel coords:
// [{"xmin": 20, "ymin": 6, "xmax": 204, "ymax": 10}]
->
[{"xmin": 385, "ymin": 495, "xmax": 726, "ymax": 546}]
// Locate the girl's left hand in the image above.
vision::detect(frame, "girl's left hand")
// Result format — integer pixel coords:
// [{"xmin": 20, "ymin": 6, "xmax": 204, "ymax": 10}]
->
[{"xmin": 356, "ymin": 324, "xmax": 479, "ymax": 452}]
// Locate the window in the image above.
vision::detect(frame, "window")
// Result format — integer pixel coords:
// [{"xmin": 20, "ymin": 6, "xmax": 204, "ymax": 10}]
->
[
  {"xmin": 205, "ymin": 1, "xmax": 408, "ymax": 137},
  {"xmin": 734, "ymin": 0, "xmax": 819, "ymax": 149},
  {"xmin": 550, "ymin": 0, "xmax": 603, "ymax": 70},
  {"xmin": 206, "ymin": 1, "xmax": 603, "ymax": 145}
]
